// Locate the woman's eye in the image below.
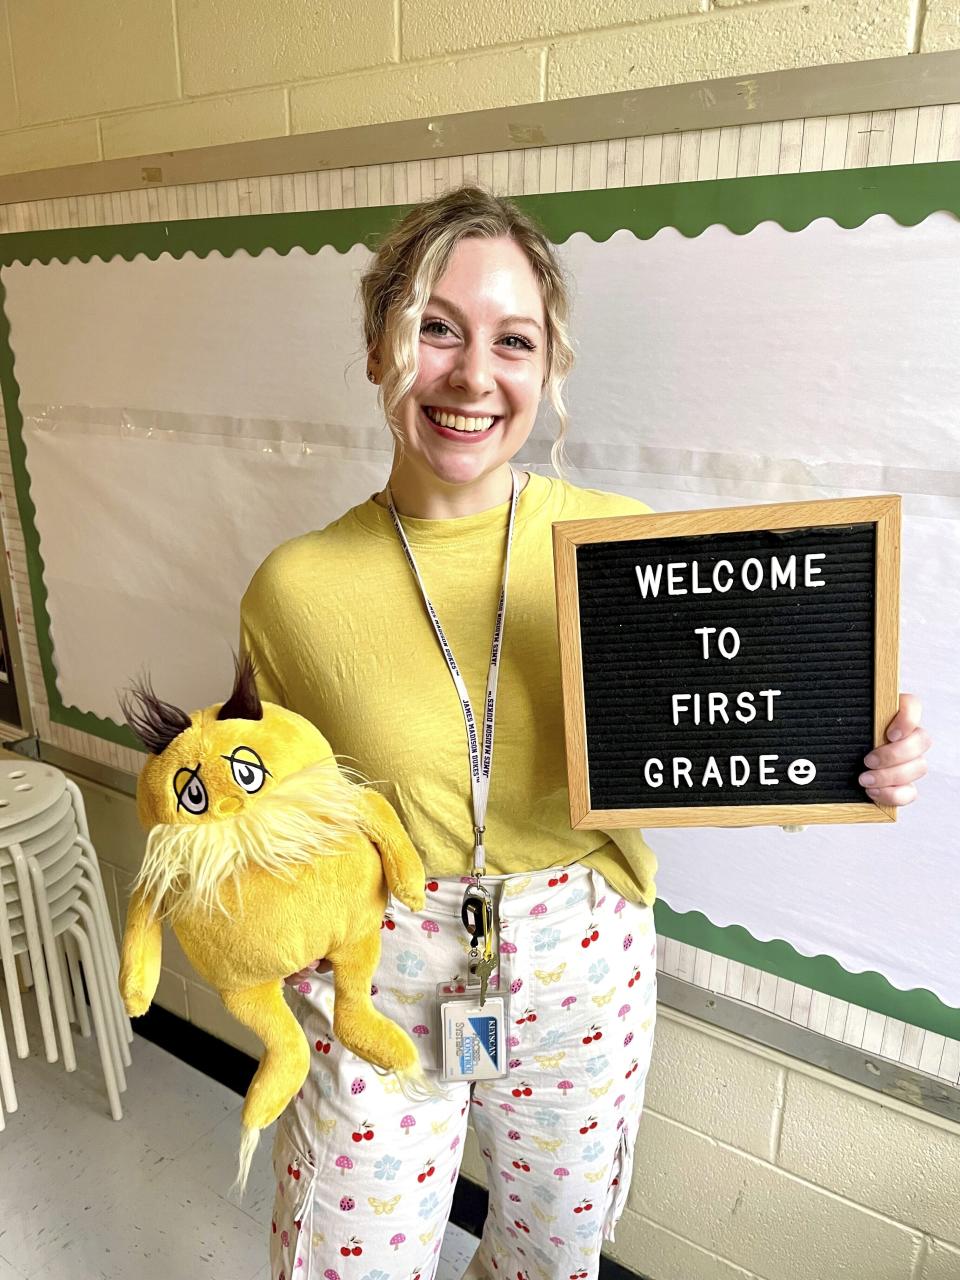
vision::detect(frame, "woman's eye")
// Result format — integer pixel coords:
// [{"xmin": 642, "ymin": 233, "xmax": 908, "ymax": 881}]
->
[
  {"xmin": 173, "ymin": 768, "xmax": 208, "ymax": 815},
  {"xmin": 421, "ymin": 320, "xmax": 452, "ymax": 338},
  {"xmin": 229, "ymin": 753, "xmax": 267, "ymax": 794},
  {"xmin": 501, "ymin": 334, "xmax": 536, "ymax": 351}
]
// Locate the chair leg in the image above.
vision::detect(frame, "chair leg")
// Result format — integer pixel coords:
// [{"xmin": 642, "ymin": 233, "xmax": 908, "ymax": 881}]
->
[
  {"xmin": 76, "ymin": 840, "xmax": 134, "ymax": 1047},
  {"xmin": 75, "ymin": 898, "xmax": 126, "ymax": 1093},
  {"xmin": 78, "ymin": 869, "xmax": 131, "ymax": 1069},
  {"xmin": 27, "ymin": 857, "xmax": 76, "ymax": 1072},
  {"xmin": 0, "ymin": 885, "xmax": 29, "ymax": 1058},
  {"xmin": 9, "ymin": 844, "xmax": 58, "ymax": 1063},
  {"xmin": 65, "ymin": 933, "xmax": 91, "ymax": 1038},
  {"xmin": 64, "ymin": 778, "xmax": 91, "ymax": 842},
  {"xmin": 77, "ymin": 854, "xmax": 132, "ymax": 1055},
  {"xmin": 56, "ymin": 935, "xmax": 76, "ymax": 1024},
  {"xmin": 67, "ymin": 924, "xmax": 122, "ymax": 1122},
  {"xmin": 75, "ymin": 839, "xmax": 126, "ymax": 982},
  {"xmin": 0, "ymin": 989, "xmax": 16, "ymax": 1114}
]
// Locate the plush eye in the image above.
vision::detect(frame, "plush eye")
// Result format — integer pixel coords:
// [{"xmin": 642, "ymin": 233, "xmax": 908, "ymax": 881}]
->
[
  {"xmin": 225, "ymin": 746, "xmax": 268, "ymax": 794},
  {"xmin": 173, "ymin": 767, "xmax": 208, "ymax": 815}
]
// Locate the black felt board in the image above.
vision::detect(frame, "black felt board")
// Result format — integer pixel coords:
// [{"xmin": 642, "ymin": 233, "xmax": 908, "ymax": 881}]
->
[{"xmin": 576, "ymin": 523, "xmax": 876, "ymax": 809}]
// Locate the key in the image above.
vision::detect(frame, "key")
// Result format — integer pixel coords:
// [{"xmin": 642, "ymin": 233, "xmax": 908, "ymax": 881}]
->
[{"xmin": 475, "ymin": 954, "xmax": 496, "ymax": 1007}]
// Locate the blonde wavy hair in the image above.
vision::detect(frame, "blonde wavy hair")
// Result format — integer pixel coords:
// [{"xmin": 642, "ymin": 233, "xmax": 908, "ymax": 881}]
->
[{"xmin": 359, "ymin": 183, "xmax": 575, "ymax": 476}]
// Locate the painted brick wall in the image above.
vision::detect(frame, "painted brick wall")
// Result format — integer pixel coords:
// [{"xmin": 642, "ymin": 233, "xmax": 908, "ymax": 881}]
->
[
  {"xmin": 79, "ymin": 776, "xmax": 960, "ymax": 1280},
  {"xmin": 0, "ymin": 0, "xmax": 958, "ymax": 177}
]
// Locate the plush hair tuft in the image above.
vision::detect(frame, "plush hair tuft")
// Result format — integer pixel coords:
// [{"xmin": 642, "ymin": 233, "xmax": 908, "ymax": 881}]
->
[
  {"xmin": 119, "ymin": 674, "xmax": 192, "ymax": 755},
  {"xmin": 217, "ymin": 650, "xmax": 263, "ymax": 722}
]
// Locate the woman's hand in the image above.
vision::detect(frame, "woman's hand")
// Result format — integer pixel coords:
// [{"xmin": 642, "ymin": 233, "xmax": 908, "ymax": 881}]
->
[
  {"xmin": 284, "ymin": 959, "xmax": 332, "ymax": 989},
  {"xmin": 859, "ymin": 692, "xmax": 932, "ymax": 807}
]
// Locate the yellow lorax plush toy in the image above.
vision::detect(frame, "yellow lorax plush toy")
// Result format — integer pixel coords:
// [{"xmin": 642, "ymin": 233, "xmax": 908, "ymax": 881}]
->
[{"xmin": 118, "ymin": 653, "xmax": 427, "ymax": 1190}]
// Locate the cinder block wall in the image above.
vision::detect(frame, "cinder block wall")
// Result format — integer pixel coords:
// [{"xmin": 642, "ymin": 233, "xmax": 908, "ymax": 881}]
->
[
  {"xmin": 0, "ymin": 0, "xmax": 959, "ymax": 177},
  {"xmin": 81, "ymin": 774, "xmax": 960, "ymax": 1280}
]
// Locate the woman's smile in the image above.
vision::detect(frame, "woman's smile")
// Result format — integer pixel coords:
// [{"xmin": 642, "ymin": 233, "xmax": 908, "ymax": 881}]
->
[{"xmin": 420, "ymin": 403, "xmax": 502, "ymax": 440}]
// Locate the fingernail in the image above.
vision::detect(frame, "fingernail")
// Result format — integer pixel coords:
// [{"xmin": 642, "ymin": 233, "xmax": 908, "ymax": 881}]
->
[
  {"xmin": 866, "ymin": 788, "xmax": 880, "ymax": 797},
  {"xmin": 888, "ymin": 728, "xmax": 903, "ymax": 741},
  {"xmin": 860, "ymin": 773, "xmax": 876, "ymax": 786},
  {"xmin": 864, "ymin": 753, "xmax": 879, "ymax": 768}
]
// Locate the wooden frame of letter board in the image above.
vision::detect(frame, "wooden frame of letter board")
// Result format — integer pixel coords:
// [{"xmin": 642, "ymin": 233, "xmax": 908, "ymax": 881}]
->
[{"xmin": 553, "ymin": 495, "xmax": 900, "ymax": 829}]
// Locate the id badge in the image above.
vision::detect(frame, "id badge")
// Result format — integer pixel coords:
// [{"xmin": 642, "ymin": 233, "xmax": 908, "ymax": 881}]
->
[{"xmin": 436, "ymin": 982, "xmax": 509, "ymax": 1081}]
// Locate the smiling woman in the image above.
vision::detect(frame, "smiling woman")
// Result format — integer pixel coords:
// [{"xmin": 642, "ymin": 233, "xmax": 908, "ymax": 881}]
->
[{"xmin": 237, "ymin": 183, "xmax": 932, "ymax": 1280}]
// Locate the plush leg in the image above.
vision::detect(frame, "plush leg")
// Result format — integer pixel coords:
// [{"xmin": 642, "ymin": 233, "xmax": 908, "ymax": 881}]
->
[
  {"xmin": 221, "ymin": 980, "xmax": 311, "ymax": 1133},
  {"xmin": 360, "ymin": 790, "xmax": 427, "ymax": 913},
  {"xmin": 327, "ymin": 930, "xmax": 418, "ymax": 1073}
]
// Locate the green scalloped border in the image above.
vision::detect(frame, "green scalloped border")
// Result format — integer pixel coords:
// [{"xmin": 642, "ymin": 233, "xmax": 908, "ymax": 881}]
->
[
  {"xmin": 2, "ymin": 161, "xmax": 958, "ymax": 1038},
  {"xmin": 655, "ymin": 902, "xmax": 960, "ymax": 1039}
]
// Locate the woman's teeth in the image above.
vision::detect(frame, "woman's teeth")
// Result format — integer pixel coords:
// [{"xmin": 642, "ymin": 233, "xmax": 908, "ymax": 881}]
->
[{"xmin": 424, "ymin": 406, "xmax": 496, "ymax": 433}]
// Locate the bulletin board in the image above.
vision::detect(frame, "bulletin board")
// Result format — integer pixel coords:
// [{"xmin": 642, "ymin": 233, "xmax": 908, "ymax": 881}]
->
[{"xmin": 0, "ymin": 77, "xmax": 958, "ymax": 1086}]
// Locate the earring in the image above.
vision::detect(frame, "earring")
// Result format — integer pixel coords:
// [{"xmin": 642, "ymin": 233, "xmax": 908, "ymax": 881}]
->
[{"xmin": 367, "ymin": 370, "xmax": 377, "ymax": 383}]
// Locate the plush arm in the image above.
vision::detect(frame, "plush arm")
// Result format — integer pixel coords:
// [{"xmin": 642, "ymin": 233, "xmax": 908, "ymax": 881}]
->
[
  {"xmin": 360, "ymin": 789, "xmax": 426, "ymax": 914},
  {"xmin": 119, "ymin": 883, "xmax": 163, "ymax": 1017}
]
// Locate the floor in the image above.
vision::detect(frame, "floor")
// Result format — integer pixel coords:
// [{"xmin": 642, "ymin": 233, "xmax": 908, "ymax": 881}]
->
[{"xmin": 0, "ymin": 1009, "xmax": 479, "ymax": 1280}]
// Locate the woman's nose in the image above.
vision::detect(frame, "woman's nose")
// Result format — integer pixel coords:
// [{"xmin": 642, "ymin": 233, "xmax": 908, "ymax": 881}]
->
[{"xmin": 450, "ymin": 341, "xmax": 496, "ymax": 395}]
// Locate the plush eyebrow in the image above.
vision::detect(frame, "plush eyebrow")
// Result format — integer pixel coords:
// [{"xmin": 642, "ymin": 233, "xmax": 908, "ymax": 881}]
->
[
  {"xmin": 173, "ymin": 762, "xmax": 203, "ymax": 809},
  {"xmin": 427, "ymin": 294, "xmax": 544, "ymax": 335},
  {"xmin": 221, "ymin": 746, "xmax": 272, "ymax": 776}
]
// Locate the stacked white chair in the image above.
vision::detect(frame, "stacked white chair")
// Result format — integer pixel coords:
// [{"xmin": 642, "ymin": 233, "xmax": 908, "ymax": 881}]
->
[{"xmin": 0, "ymin": 757, "xmax": 132, "ymax": 1126}]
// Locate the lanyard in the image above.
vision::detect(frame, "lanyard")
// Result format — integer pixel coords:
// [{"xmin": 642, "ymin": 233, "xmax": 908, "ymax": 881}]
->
[{"xmin": 385, "ymin": 468, "xmax": 520, "ymax": 884}]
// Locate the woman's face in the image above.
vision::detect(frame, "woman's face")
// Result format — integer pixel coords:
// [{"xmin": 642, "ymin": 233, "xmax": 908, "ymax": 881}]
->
[{"xmin": 382, "ymin": 235, "xmax": 547, "ymax": 493}]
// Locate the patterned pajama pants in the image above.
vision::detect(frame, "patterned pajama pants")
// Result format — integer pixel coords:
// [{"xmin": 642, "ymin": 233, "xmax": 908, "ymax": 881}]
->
[{"xmin": 269, "ymin": 861, "xmax": 657, "ymax": 1280}]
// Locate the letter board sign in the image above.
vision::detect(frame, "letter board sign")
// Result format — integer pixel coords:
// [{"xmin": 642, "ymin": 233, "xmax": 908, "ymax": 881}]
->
[{"xmin": 553, "ymin": 496, "xmax": 900, "ymax": 829}]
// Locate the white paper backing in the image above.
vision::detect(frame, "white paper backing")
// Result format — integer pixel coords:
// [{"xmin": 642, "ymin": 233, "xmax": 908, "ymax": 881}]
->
[{"xmin": 3, "ymin": 211, "xmax": 957, "ymax": 1005}]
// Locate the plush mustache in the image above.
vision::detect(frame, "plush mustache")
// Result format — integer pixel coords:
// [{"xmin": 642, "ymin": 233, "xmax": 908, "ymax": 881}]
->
[{"xmin": 134, "ymin": 758, "xmax": 369, "ymax": 920}]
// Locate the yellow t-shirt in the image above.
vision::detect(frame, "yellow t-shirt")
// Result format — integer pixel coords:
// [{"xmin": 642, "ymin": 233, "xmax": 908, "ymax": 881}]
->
[{"xmin": 239, "ymin": 471, "xmax": 658, "ymax": 904}]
